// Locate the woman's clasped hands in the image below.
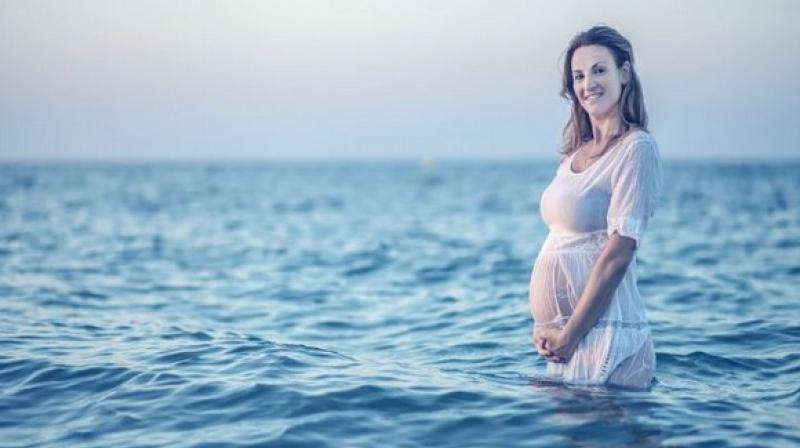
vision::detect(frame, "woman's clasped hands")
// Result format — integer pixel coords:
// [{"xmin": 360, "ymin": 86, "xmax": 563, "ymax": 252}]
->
[{"xmin": 533, "ymin": 326, "xmax": 580, "ymax": 364}]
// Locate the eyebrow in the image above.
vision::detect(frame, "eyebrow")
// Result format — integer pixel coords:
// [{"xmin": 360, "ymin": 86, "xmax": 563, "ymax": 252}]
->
[{"xmin": 572, "ymin": 62, "xmax": 607, "ymax": 74}]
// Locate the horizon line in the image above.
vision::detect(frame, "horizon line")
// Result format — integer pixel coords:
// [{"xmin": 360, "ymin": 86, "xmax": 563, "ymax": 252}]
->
[{"xmin": 1, "ymin": 155, "xmax": 798, "ymax": 165}]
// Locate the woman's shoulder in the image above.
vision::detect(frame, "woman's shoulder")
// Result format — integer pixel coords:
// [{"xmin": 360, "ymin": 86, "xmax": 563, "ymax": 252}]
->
[
  {"xmin": 624, "ymin": 128, "xmax": 655, "ymax": 146},
  {"xmin": 621, "ymin": 128, "xmax": 659, "ymax": 158}
]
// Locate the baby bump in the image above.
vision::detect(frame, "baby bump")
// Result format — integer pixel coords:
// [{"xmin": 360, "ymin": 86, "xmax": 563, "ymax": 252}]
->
[
  {"xmin": 529, "ymin": 255, "xmax": 575, "ymax": 328},
  {"xmin": 529, "ymin": 252, "xmax": 595, "ymax": 327}
]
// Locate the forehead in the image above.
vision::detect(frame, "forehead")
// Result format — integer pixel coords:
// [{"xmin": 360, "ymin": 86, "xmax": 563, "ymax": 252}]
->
[{"xmin": 571, "ymin": 45, "xmax": 615, "ymax": 70}]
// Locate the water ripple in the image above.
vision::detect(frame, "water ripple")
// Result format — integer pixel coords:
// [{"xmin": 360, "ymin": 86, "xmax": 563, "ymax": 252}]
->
[{"xmin": 0, "ymin": 162, "xmax": 799, "ymax": 447}]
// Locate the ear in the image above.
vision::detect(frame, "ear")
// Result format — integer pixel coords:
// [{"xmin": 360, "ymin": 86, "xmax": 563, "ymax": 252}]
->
[{"xmin": 620, "ymin": 61, "xmax": 632, "ymax": 85}]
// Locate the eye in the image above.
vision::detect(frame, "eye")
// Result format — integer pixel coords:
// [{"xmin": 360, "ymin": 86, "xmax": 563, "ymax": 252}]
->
[
  {"xmin": 573, "ymin": 73, "xmax": 584, "ymax": 81},
  {"xmin": 594, "ymin": 66, "xmax": 606, "ymax": 74}
]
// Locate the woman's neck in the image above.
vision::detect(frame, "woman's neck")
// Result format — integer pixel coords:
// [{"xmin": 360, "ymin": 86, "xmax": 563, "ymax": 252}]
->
[{"xmin": 589, "ymin": 112, "xmax": 626, "ymax": 146}]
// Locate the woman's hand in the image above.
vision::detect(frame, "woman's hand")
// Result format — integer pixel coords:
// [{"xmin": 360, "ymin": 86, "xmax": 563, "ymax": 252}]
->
[
  {"xmin": 532, "ymin": 327, "xmax": 563, "ymax": 363},
  {"xmin": 533, "ymin": 327, "xmax": 579, "ymax": 364}
]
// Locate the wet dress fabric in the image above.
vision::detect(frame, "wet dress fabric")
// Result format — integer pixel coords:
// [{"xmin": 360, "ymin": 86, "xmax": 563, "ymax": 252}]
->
[{"xmin": 529, "ymin": 130, "xmax": 663, "ymax": 388}]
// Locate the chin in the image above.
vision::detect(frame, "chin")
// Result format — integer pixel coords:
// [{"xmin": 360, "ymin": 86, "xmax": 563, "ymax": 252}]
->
[{"xmin": 583, "ymin": 103, "xmax": 613, "ymax": 120}]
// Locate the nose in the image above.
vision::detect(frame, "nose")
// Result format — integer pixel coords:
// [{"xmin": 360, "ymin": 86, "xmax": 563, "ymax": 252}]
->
[{"xmin": 583, "ymin": 73, "xmax": 599, "ymax": 90}]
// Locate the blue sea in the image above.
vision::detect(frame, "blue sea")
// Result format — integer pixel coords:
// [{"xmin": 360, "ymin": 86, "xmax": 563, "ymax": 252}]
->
[{"xmin": 1, "ymin": 160, "xmax": 799, "ymax": 447}]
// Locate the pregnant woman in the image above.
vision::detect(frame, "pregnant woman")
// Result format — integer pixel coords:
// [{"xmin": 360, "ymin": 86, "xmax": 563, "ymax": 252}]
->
[{"xmin": 529, "ymin": 25, "xmax": 663, "ymax": 389}]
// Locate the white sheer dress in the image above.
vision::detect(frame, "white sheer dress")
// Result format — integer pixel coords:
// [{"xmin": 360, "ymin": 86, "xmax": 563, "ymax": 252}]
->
[{"xmin": 529, "ymin": 129, "xmax": 663, "ymax": 388}]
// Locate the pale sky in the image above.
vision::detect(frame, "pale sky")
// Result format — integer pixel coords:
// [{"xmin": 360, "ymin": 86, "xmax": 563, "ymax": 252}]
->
[{"xmin": 1, "ymin": 0, "xmax": 798, "ymax": 161}]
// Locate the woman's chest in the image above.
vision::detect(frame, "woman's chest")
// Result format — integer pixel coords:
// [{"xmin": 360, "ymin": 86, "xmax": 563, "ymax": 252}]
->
[{"xmin": 539, "ymin": 168, "xmax": 612, "ymax": 233}]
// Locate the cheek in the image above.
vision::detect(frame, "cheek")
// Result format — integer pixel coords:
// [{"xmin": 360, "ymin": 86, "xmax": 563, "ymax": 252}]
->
[
  {"xmin": 607, "ymin": 81, "xmax": 623, "ymax": 98},
  {"xmin": 609, "ymin": 87, "xmax": 623, "ymax": 104},
  {"xmin": 598, "ymin": 83, "xmax": 622, "ymax": 105}
]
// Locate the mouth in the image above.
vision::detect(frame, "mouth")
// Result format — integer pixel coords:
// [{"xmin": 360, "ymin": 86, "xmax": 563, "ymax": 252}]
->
[{"xmin": 583, "ymin": 92, "xmax": 603, "ymax": 101}]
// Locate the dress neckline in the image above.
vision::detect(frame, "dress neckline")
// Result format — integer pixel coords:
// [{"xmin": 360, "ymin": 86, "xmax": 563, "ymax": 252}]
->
[{"xmin": 568, "ymin": 131, "xmax": 633, "ymax": 175}]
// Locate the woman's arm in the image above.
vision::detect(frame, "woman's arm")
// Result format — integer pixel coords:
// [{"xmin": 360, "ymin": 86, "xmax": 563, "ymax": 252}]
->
[{"xmin": 538, "ymin": 232, "xmax": 637, "ymax": 362}]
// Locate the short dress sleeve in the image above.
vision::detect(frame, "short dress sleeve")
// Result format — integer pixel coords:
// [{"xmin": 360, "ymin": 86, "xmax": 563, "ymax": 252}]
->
[{"xmin": 606, "ymin": 137, "xmax": 663, "ymax": 249}]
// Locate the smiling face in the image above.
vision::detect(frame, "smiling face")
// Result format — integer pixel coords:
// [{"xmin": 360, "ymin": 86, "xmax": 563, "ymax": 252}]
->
[{"xmin": 570, "ymin": 45, "xmax": 631, "ymax": 122}]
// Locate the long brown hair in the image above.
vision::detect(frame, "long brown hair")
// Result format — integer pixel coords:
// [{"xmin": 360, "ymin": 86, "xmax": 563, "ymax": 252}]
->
[{"xmin": 559, "ymin": 25, "xmax": 648, "ymax": 156}]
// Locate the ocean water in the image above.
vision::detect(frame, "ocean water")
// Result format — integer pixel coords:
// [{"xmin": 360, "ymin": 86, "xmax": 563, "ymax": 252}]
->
[{"xmin": 1, "ymin": 160, "xmax": 798, "ymax": 447}]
